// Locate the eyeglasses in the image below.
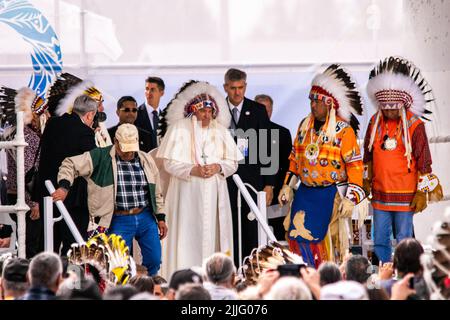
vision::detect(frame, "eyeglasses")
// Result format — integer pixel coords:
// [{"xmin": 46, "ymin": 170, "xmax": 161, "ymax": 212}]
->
[{"xmin": 120, "ymin": 108, "xmax": 138, "ymax": 113}]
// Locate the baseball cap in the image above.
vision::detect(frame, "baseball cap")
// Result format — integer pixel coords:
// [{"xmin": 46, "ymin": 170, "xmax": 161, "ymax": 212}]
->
[
  {"xmin": 169, "ymin": 269, "xmax": 203, "ymax": 291},
  {"xmin": 115, "ymin": 123, "xmax": 139, "ymax": 152},
  {"xmin": 2, "ymin": 257, "xmax": 29, "ymax": 282}
]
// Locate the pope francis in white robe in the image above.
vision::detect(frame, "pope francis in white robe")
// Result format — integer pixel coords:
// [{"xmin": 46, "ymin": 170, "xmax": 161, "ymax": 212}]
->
[{"xmin": 157, "ymin": 114, "xmax": 243, "ymax": 279}]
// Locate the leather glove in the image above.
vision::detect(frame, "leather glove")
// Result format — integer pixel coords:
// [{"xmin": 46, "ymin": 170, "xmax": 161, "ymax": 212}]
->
[
  {"xmin": 337, "ymin": 197, "xmax": 355, "ymax": 218},
  {"xmin": 412, "ymin": 173, "xmax": 444, "ymax": 213},
  {"xmin": 278, "ymin": 184, "xmax": 294, "ymax": 207},
  {"xmin": 418, "ymin": 173, "xmax": 444, "ymax": 203},
  {"xmin": 411, "ymin": 190, "xmax": 427, "ymax": 213}
]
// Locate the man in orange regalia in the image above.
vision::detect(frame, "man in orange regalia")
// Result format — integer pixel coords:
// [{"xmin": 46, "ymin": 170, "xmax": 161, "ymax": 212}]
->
[
  {"xmin": 364, "ymin": 57, "xmax": 443, "ymax": 263},
  {"xmin": 278, "ymin": 65, "xmax": 366, "ymax": 268}
]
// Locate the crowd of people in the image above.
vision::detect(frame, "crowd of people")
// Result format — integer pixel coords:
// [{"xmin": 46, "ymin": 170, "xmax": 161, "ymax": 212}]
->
[
  {"xmin": 0, "ymin": 56, "xmax": 447, "ymax": 300},
  {"xmin": 0, "ymin": 236, "xmax": 445, "ymax": 300}
]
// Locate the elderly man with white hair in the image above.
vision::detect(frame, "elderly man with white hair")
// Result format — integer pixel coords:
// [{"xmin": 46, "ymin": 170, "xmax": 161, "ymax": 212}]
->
[
  {"xmin": 265, "ymin": 276, "xmax": 312, "ymax": 300},
  {"xmin": 20, "ymin": 252, "xmax": 63, "ymax": 300},
  {"xmin": 203, "ymin": 253, "xmax": 238, "ymax": 300}
]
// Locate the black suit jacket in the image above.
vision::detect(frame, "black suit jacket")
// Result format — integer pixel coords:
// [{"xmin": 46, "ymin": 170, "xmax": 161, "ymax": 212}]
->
[
  {"xmin": 268, "ymin": 121, "xmax": 292, "ymax": 206},
  {"xmin": 135, "ymin": 103, "xmax": 158, "ymax": 150},
  {"xmin": 226, "ymin": 97, "xmax": 276, "ymax": 262},
  {"xmin": 228, "ymin": 97, "xmax": 276, "ymax": 190},
  {"xmin": 108, "ymin": 124, "xmax": 152, "ymax": 153},
  {"xmin": 35, "ymin": 113, "xmax": 96, "ymax": 209}
]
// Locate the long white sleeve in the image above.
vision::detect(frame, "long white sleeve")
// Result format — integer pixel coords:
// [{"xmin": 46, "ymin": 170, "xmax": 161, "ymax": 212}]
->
[
  {"xmin": 163, "ymin": 159, "xmax": 194, "ymax": 181},
  {"xmin": 218, "ymin": 158, "xmax": 238, "ymax": 178}
]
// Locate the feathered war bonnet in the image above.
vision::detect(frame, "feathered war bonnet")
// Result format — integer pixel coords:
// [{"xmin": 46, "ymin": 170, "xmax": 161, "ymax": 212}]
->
[
  {"xmin": 0, "ymin": 86, "xmax": 48, "ymax": 138},
  {"xmin": 366, "ymin": 56, "xmax": 435, "ymax": 168},
  {"xmin": 238, "ymin": 242, "xmax": 306, "ymax": 285},
  {"xmin": 45, "ymin": 72, "xmax": 103, "ymax": 117},
  {"xmin": 159, "ymin": 80, "xmax": 231, "ymax": 138},
  {"xmin": 67, "ymin": 233, "xmax": 134, "ymax": 292},
  {"xmin": 299, "ymin": 64, "xmax": 364, "ymax": 143}
]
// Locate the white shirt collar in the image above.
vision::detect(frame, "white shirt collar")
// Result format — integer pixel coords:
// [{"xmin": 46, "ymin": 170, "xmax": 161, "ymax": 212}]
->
[
  {"xmin": 144, "ymin": 101, "xmax": 159, "ymax": 113},
  {"xmin": 227, "ymin": 97, "xmax": 244, "ymax": 114},
  {"xmin": 144, "ymin": 101, "xmax": 160, "ymax": 130}
]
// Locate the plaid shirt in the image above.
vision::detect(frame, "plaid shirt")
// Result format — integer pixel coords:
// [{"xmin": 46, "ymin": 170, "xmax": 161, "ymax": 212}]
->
[{"xmin": 115, "ymin": 155, "xmax": 149, "ymax": 211}]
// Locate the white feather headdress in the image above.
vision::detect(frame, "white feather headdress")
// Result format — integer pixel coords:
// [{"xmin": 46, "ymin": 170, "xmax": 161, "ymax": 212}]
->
[
  {"xmin": 159, "ymin": 80, "xmax": 231, "ymax": 138},
  {"xmin": 311, "ymin": 65, "xmax": 364, "ymax": 125},
  {"xmin": 366, "ymin": 56, "xmax": 434, "ymax": 119},
  {"xmin": 299, "ymin": 64, "xmax": 363, "ymax": 143},
  {"xmin": 365, "ymin": 57, "xmax": 435, "ymax": 168}
]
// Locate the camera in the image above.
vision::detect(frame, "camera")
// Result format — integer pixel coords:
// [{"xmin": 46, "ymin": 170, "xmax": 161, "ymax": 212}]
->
[
  {"xmin": 277, "ymin": 263, "xmax": 307, "ymax": 277},
  {"xmin": 93, "ymin": 111, "xmax": 107, "ymax": 129}
]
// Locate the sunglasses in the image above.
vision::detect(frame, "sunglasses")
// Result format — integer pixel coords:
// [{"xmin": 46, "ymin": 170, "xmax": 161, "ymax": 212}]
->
[{"xmin": 120, "ymin": 108, "xmax": 138, "ymax": 113}]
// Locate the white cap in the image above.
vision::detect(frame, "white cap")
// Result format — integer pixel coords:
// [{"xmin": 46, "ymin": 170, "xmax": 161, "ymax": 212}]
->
[{"xmin": 115, "ymin": 123, "xmax": 139, "ymax": 152}]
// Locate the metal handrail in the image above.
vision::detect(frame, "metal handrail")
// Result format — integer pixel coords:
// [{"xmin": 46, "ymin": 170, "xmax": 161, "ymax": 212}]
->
[
  {"xmin": 43, "ymin": 180, "xmax": 85, "ymax": 252},
  {"xmin": 232, "ymin": 174, "xmax": 276, "ymax": 268}
]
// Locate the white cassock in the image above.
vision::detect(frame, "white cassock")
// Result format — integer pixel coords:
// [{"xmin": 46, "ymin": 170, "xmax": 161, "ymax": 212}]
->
[{"xmin": 156, "ymin": 116, "xmax": 243, "ymax": 279}]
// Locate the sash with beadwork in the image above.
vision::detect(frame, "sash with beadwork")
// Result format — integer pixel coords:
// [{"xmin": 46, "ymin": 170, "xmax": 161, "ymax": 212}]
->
[{"xmin": 288, "ymin": 183, "xmax": 337, "ymax": 243}]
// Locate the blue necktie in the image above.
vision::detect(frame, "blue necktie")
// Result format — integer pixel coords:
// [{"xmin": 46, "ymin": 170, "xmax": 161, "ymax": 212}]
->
[{"xmin": 152, "ymin": 110, "xmax": 158, "ymax": 146}]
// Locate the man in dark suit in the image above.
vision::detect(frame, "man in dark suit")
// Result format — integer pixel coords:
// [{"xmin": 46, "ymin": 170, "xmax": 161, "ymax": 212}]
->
[
  {"xmin": 223, "ymin": 68, "xmax": 276, "ymax": 266},
  {"xmin": 255, "ymin": 94, "xmax": 293, "ymax": 241},
  {"xmin": 135, "ymin": 76, "xmax": 165, "ymax": 150},
  {"xmin": 108, "ymin": 96, "xmax": 152, "ymax": 152},
  {"xmin": 36, "ymin": 94, "xmax": 98, "ymax": 255}
]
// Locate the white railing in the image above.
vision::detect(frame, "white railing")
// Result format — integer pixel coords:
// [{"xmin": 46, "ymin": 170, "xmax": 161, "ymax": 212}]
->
[
  {"xmin": 0, "ymin": 112, "xmax": 28, "ymax": 258},
  {"xmin": 429, "ymin": 135, "xmax": 450, "ymax": 144},
  {"xmin": 232, "ymin": 174, "xmax": 276, "ymax": 268},
  {"xmin": 43, "ymin": 180, "xmax": 85, "ymax": 252}
]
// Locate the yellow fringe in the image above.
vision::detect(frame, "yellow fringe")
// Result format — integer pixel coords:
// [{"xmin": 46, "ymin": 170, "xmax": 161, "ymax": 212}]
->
[{"xmin": 428, "ymin": 183, "xmax": 444, "ymax": 202}]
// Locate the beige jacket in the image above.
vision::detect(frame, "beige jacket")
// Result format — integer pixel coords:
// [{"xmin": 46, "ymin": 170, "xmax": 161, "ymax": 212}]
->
[{"xmin": 58, "ymin": 145, "xmax": 164, "ymax": 231}]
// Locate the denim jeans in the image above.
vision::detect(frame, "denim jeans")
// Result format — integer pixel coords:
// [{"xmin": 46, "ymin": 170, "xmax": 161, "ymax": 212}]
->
[
  {"xmin": 373, "ymin": 209, "xmax": 413, "ymax": 263},
  {"xmin": 108, "ymin": 207, "xmax": 161, "ymax": 275}
]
